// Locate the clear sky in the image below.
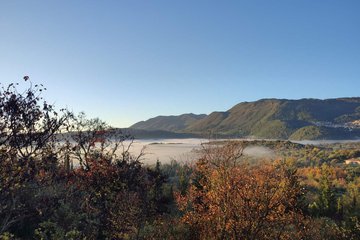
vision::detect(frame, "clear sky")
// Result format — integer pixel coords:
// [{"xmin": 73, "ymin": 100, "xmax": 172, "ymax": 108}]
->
[{"xmin": 1, "ymin": 1, "xmax": 359, "ymax": 127}]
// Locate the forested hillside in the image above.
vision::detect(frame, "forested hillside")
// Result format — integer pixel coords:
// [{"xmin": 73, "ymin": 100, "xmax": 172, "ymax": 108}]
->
[
  {"xmin": 132, "ymin": 98, "xmax": 360, "ymax": 140},
  {"xmin": 131, "ymin": 113, "xmax": 207, "ymax": 132}
]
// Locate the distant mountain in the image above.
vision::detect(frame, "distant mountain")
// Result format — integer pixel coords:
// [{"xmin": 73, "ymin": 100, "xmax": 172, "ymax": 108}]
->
[
  {"xmin": 117, "ymin": 128, "xmax": 199, "ymax": 139},
  {"xmin": 57, "ymin": 128, "xmax": 199, "ymax": 141},
  {"xmin": 131, "ymin": 98, "xmax": 360, "ymax": 140},
  {"xmin": 131, "ymin": 113, "xmax": 207, "ymax": 132}
]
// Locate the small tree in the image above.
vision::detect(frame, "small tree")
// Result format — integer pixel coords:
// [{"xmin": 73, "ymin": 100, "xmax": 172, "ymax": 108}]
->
[
  {"xmin": 0, "ymin": 77, "xmax": 70, "ymax": 234},
  {"xmin": 64, "ymin": 112, "xmax": 143, "ymax": 170},
  {"xmin": 309, "ymin": 164, "xmax": 338, "ymax": 218}
]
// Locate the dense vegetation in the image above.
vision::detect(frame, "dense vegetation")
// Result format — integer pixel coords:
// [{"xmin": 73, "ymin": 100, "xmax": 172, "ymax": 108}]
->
[
  {"xmin": 131, "ymin": 98, "xmax": 360, "ymax": 140},
  {"xmin": 1, "ymin": 79, "xmax": 360, "ymax": 239}
]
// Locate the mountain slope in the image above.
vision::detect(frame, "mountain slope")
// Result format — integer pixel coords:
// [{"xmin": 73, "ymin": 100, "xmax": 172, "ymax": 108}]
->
[
  {"xmin": 186, "ymin": 98, "xmax": 360, "ymax": 139},
  {"xmin": 131, "ymin": 98, "xmax": 360, "ymax": 140},
  {"xmin": 131, "ymin": 113, "xmax": 207, "ymax": 132}
]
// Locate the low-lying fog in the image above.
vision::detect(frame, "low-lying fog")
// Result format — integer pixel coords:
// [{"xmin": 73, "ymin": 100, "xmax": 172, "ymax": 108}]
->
[
  {"xmin": 126, "ymin": 139, "xmax": 277, "ymax": 164},
  {"xmin": 126, "ymin": 138, "xmax": 203, "ymax": 165},
  {"xmin": 64, "ymin": 138, "xmax": 360, "ymax": 166},
  {"xmin": 126, "ymin": 138, "xmax": 360, "ymax": 165}
]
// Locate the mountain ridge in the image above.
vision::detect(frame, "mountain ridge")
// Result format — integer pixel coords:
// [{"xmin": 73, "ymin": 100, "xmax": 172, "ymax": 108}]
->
[
  {"xmin": 131, "ymin": 113, "xmax": 207, "ymax": 132},
  {"xmin": 130, "ymin": 97, "xmax": 360, "ymax": 140}
]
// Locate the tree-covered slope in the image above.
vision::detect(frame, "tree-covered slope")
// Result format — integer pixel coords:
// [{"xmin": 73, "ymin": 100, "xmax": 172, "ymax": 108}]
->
[
  {"xmin": 130, "ymin": 113, "xmax": 207, "ymax": 132},
  {"xmin": 131, "ymin": 98, "xmax": 360, "ymax": 140}
]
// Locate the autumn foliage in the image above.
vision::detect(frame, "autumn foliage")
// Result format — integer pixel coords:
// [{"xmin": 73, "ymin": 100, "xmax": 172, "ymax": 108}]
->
[
  {"xmin": 1, "ymin": 78, "xmax": 360, "ymax": 239},
  {"xmin": 176, "ymin": 143, "xmax": 306, "ymax": 239}
]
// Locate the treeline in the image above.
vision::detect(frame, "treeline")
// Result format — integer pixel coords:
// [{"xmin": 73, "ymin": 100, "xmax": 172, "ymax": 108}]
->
[{"xmin": 1, "ymin": 79, "xmax": 360, "ymax": 239}]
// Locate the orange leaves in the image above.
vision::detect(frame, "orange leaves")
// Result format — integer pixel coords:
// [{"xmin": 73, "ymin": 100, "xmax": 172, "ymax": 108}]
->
[
  {"xmin": 71, "ymin": 157, "xmax": 116, "ymax": 190},
  {"xmin": 176, "ymin": 143, "xmax": 305, "ymax": 239}
]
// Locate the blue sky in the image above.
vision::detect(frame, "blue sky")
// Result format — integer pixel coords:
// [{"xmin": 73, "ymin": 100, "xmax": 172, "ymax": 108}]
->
[{"xmin": 1, "ymin": 1, "xmax": 359, "ymax": 127}]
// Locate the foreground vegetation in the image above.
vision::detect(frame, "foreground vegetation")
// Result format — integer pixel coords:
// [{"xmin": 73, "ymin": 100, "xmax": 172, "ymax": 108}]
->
[{"xmin": 1, "ymin": 79, "xmax": 360, "ymax": 239}]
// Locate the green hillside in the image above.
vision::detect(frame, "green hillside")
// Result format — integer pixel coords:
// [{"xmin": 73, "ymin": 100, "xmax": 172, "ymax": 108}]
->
[
  {"xmin": 131, "ymin": 113, "xmax": 207, "ymax": 132},
  {"xmin": 289, "ymin": 126, "xmax": 360, "ymax": 140},
  {"xmin": 131, "ymin": 98, "xmax": 360, "ymax": 140}
]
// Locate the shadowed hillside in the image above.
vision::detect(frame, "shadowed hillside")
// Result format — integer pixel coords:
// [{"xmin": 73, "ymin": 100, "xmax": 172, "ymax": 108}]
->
[{"xmin": 131, "ymin": 113, "xmax": 207, "ymax": 132}]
